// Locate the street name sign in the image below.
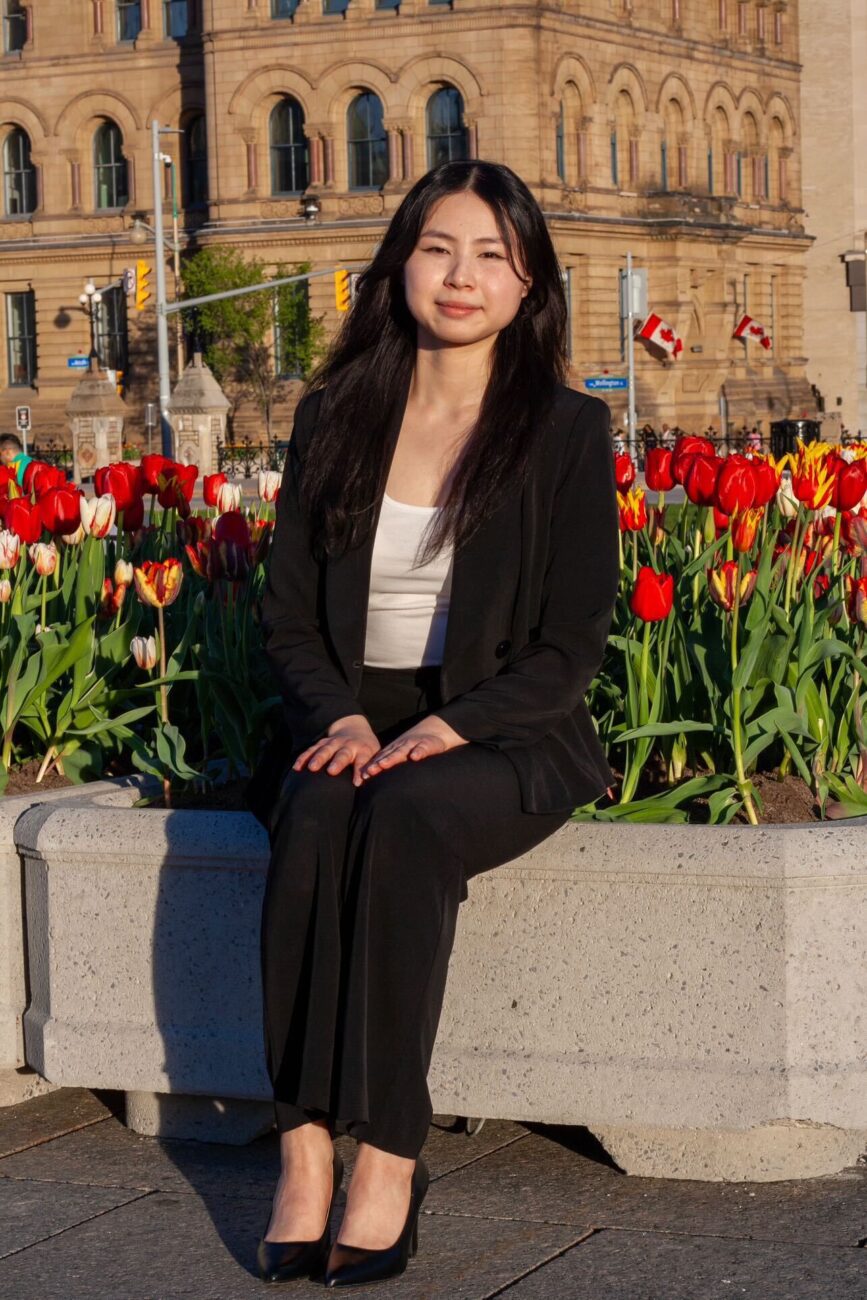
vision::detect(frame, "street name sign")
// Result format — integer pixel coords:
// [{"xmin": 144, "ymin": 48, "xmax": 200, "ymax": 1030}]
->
[{"xmin": 584, "ymin": 376, "xmax": 629, "ymax": 392}]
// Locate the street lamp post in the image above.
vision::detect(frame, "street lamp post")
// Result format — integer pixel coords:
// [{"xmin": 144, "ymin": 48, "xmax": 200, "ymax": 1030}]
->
[
  {"xmin": 152, "ymin": 119, "xmax": 174, "ymax": 459},
  {"xmin": 78, "ymin": 280, "xmax": 103, "ymax": 367}
]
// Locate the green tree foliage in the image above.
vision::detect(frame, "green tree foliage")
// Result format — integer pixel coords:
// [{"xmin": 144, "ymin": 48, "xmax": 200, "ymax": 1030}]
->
[{"xmin": 180, "ymin": 246, "xmax": 327, "ymax": 440}]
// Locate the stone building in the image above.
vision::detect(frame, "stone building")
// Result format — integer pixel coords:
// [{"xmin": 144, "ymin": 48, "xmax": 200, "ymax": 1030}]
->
[
  {"xmin": 800, "ymin": 0, "xmax": 867, "ymax": 440},
  {"xmin": 0, "ymin": 0, "xmax": 813, "ymax": 446}
]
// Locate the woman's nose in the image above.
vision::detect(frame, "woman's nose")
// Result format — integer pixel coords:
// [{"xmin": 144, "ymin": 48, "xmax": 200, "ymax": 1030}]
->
[{"xmin": 444, "ymin": 256, "xmax": 475, "ymax": 288}]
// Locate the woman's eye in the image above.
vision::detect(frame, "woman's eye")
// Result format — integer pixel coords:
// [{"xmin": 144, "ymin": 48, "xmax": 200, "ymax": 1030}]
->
[
  {"xmin": 481, "ymin": 252, "xmax": 505, "ymax": 259},
  {"xmin": 423, "ymin": 245, "xmax": 448, "ymax": 253}
]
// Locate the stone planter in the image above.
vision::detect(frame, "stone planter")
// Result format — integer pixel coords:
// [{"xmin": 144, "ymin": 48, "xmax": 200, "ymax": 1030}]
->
[
  {"xmin": 0, "ymin": 775, "xmax": 157, "ymax": 1105},
  {"xmin": 18, "ymin": 799, "xmax": 867, "ymax": 1180}
]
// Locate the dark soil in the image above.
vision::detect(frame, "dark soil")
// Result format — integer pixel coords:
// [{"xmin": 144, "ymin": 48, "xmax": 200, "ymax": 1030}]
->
[
  {"xmin": 2, "ymin": 759, "xmax": 823, "ymax": 823},
  {"xmin": 605, "ymin": 755, "xmax": 821, "ymax": 824},
  {"xmin": 3, "ymin": 755, "xmax": 135, "ymax": 797}
]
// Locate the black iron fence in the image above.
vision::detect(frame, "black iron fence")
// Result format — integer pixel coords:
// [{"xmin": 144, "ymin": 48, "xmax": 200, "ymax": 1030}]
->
[
  {"xmin": 215, "ymin": 438, "xmax": 288, "ymax": 479},
  {"xmin": 30, "ymin": 441, "xmax": 74, "ymax": 469}
]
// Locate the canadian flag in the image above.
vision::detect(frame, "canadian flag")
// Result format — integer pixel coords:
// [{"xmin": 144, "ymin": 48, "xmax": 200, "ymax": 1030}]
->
[
  {"xmin": 733, "ymin": 314, "xmax": 772, "ymax": 351},
  {"xmin": 637, "ymin": 313, "xmax": 684, "ymax": 359}
]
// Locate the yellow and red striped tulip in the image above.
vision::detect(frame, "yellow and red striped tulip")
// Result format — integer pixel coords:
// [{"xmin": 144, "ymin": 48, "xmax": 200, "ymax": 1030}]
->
[
  {"xmin": 790, "ymin": 440, "xmax": 835, "ymax": 510},
  {"xmin": 731, "ymin": 506, "xmax": 763, "ymax": 553},
  {"xmin": 134, "ymin": 558, "xmax": 184, "ymax": 608},
  {"xmin": 617, "ymin": 486, "xmax": 647, "ymax": 533},
  {"xmin": 707, "ymin": 561, "xmax": 758, "ymax": 611}
]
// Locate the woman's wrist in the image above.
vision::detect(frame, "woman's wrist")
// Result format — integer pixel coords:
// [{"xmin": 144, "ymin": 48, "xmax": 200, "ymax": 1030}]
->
[{"xmin": 327, "ymin": 713, "xmax": 372, "ymax": 736}]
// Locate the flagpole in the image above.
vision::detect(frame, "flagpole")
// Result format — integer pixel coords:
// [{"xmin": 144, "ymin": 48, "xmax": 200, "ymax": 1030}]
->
[{"xmin": 626, "ymin": 251, "xmax": 637, "ymax": 462}]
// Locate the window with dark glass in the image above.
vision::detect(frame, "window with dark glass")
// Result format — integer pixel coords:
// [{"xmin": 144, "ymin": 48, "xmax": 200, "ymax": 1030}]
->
[
  {"xmin": 555, "ymin": 100, "xmax": 565, "ymax": 181},
  {"xmin": 117, "ymin": 0, "xmax": 142, "ymax": 41},
  {"xmin": 164, "ymin": 0, "xmax": 188, "ymax": 38},
  {"xmin": 94, "ymin": 285, "xmax": 128, "ymax": 377},
  {"xmin": 323, "ymin": 0, "xmax": 349, "ymax": 12},
  {"xmin": 6, "ymin": 289, "xmax": 36, "ymax": 386},
  {"xmin": 426, "ymin": 86, "xmax": 468, "ymax": 168},
  {"xmin": 270, "ymin": 98, "xmax": 308, "ymax": 195},
  {"xmin": 347, "ymin": 92, "xmax": 388, "ymax": 190},
  {"xmin": 375, "ymin": 0, "xmax": 400, "ymax": 8},
  {"xmin": 274, "ymin": 282, "xmax": 309, "ymax": 379},
  {"xmin": 184, "ymin": 114, "xmax": 208, "ymax": 206},
  {"xmin": 3, "ymin": 128, "xmax": 36, "ymax": 215},
  {"xmin": 94, "ymin": 121, "xmax": 129, "ymax": 209},
  {"xmin": 272, "ymin": 0, "xmax": 300, "ymax": 13},
  {"xmin": 2, "ymin": 0, "xmax": 26, "ymax": 53}
]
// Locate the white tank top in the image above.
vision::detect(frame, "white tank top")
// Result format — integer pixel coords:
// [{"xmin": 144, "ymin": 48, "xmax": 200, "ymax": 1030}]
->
[{"xmin": 363, "ymin": 492, "xmax": 454, "ymax": 668}]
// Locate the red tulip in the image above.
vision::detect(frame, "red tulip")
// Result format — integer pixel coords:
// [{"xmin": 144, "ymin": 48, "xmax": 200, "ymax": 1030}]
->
[
  {"xmin": 629, "ymin": 565, "xmax": 674, "ymax": 622},
  {"xmin": 830, "ymin": 456, "xmax": 867, "ymax": 511},
  {"xmin": 0, "ymin": 465, "xmax": 15, "ymax": 496},
  {"xmin": 749, "ymin": 457, "xmax": 782, "ymax": 508},
  {"xmin": 120, "ymin": 495, "xmax": 145, "ymax": 532},
  {"xmin": 683, "ymin": 454, "xmax": 722, "ymax": 506},
  {"xmin": 94, "ymin": 462, "xmax": 144, "ymax": 512},
  {"xmin": 140, "ymin": 454, "xmax": 174, "ymax": 494},
  {"xmin": 37, "ymin": 486, "xmax": 82, "ymax": 535},
  {"xmin": 614, "ymin": 452, "xmax": 636, "ymax": 492},
  {"xmin": 203, "ymin": 473, "xmax": 229, "ymax": 507},
  {"xmin": 644, "ymin": 447, "xmax": 676, "ymax": 492},
  {"xmin": 847, "ymin": 575, "xmax": 867, "ymax": 626},
  {"xmin": 28, "ymin": 463, "xmax": 67, "ymax": 498},
  {"xmin": 5, "ymin": 497, "xmax": 42, "ymax": 544},
  {"xmin": 156, "ymin": 463, "xmax": 197, "ymax": 514},
  {"xmin": 212, "ymin": 510, "xmax": 252, "ymax": 582},
  {"xmin": 671, "ymin": 435, "xmax": 715, "ymax": 484},
  {"xmin": 713, "ymin": 505, "xmax": 730, "ymax": 535},
  {"xmin": 213, "ymin": 511, "xmax": 251, "ymax": 547},
  {"xmin": 714, "ymin": 455, "xmax": 757, "ymax": 516}
]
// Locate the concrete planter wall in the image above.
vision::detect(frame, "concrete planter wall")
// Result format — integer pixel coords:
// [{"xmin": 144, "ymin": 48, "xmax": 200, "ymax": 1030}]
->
[
  {"xmin": 17, "ymin": 800, "xmax": 867, "ymax": 1181},
  {"xmin": 0, "ymin": 775, "xmax": 158, "ymax": 1106}
]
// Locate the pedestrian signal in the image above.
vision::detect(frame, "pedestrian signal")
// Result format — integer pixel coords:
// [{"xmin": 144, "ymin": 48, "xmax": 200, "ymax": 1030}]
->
[
  {"xmin": 334, "ymin": 269, "xmax": 351, "ymax": 313},
  {"xmin": 135, "ymin": 261, "xmax": 152, "ymax": 311}
]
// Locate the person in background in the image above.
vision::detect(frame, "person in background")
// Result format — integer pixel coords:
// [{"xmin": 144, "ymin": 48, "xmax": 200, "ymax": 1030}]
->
[{"xmin": 0, "ymin": 433, "xmax": 33, "ymax": 488}]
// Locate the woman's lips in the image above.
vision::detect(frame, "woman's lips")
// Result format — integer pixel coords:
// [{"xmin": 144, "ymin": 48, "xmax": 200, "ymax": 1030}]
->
[{"xmin": 436, "ymin": 303, "xmax": 481, "ymax": 317}]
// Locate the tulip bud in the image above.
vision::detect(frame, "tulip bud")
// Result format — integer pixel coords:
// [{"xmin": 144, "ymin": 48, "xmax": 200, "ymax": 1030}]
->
[
  {"xmin": 0, "ymin": 529, "xmax": 20, "ymax": 569},
  {"xmin": 80, "ymin": 493, "xmax": 117, "ymax": 538},
  {"xmin": 131, "ymin": 635, "xmax": 157, "ymax": 671},
  {"xmin": 216, "ymin": 482, "xmax": 242, "ymax": 513},
  {"xmin": 0, "ymin": 578, "xmax": 11, "ymax": 603},
  {"xmin": 258, "ymin": 470, "xmax": 282, "ymax": 503},
  {"xmin": 114, "ymin": 558, "xmax": 134, "ymax": 587},
  {"xmin": 775, "ymin": 474, "xmax": 799, "ymax": 519},
  {"xmin": 28, "ymin": 540, "xmax": 58, "ymax": 576}
]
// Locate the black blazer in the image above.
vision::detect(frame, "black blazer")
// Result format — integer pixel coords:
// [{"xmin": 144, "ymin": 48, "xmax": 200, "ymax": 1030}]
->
[{"xmin": 255, "ymin": 369, "xmax": 620, "ymax": 819}]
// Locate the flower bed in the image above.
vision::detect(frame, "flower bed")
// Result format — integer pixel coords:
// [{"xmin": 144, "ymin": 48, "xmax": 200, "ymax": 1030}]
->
[{"xmin": 0, "ymin": 435, "xmax": 865, "ymax": 826}]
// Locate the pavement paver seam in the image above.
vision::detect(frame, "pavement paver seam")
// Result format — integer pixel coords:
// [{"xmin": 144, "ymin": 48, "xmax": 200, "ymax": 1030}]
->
[
  {"xmin": 0, "ymin": 1170, "xmax": 276, "ymax": 1202},
  {"xmin": 477, "ymin": 1227, "xmax": 601, "ymax": 1299},
  {"xmin": 427, "ymin": 1131, "xmax": 530, "ymax": 1183},
  {"xmin": 0, "ymin": 1115, "xmax": 112, "ymax": 1162},
  {"xmin": 0, "ymin": 1188, "xmax": 155, "ymax": 1263}
]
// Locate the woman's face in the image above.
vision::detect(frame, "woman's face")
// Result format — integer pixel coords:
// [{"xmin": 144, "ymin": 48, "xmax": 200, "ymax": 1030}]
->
[{"xmin": 402, "ymin": 191, "xmax": 531, "ymax": 349}]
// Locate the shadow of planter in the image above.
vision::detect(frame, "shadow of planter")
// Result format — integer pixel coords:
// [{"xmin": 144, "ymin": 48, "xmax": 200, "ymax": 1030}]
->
[{"xmin": 16, "ymin": 799, "xmax": 867, "ymax": 1181}]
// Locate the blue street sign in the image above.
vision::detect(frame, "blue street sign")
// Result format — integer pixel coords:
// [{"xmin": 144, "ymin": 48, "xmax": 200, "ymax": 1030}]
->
[
  {"xmin": 584, "ymin": 376, "xmax": 629, "ymax": 392},
  {"xmin": 67, "ymin": 356, "xmax": 89, "ymax": 370}
]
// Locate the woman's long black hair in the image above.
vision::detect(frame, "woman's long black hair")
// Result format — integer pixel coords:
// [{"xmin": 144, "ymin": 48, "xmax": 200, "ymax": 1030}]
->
[{"xmin": 300, "ymin": 159, "xmax": 569, "ymax": 563}]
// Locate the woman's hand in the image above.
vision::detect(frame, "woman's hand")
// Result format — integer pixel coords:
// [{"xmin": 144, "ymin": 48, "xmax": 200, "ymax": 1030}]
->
[
  {"xmin": 358, "ymin": 715, "xmax": 467, "ymax": 781},
  {"xmin": 292, "ymin": 714, "xmax": 381, "ymax": 788}
]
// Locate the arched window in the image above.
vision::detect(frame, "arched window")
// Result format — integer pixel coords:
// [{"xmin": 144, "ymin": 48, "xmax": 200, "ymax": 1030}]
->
[
  {"xmin": 426, "ymin": 86, "xmax": 468, "ymax": 168},
  {"xmin": 555, "ymin": 100, "xmax": 565, "ymax": 181},
  {"xmin": 768, "ymin": 116, "xmax": 786, "ymax": 203},
  {"xmin": 741, "ymin": 112, "xmax": 759, "ymax": 199},
  {"xmin": 184, "ymin": 114, "xmax": 208, "ymax": 207},
  {"xmin": 347, "ymin": 91, "xmax": 388, "ymax": 190},
  {"xmin": 709, "ymin": 107, "xmax": 729, "ymax": 194},
  {"xmin": 661, "ymin": 99, "xmax": 684, "ymax": 190},
  {"xmin": 93, "ymin": 120, "xmax": 128, "ymax": 209},
  {"xmin": 3, "ymin": 128, "xmax": 36, "ymax": 215},
  {"xmin": 270, "ymin": 98, "xmax": 309, "ymax": 195},
  {"xmin": 612, "ymin": 90, "xmax": 637, "ymax": 189}
]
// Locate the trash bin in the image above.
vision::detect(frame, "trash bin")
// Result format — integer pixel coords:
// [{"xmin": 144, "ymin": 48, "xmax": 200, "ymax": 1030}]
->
[{"xmin": 769, "ymin": 419, "xmax": 821, "ymax": 459}]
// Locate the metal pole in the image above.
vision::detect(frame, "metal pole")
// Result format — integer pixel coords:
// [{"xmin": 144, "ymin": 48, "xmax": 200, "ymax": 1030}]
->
[
  {"xmin": 170, "ymin": 161, "xmax": 184, "ymax": 378},
  {"xmin": 152, "ymin": 119, "xmax": 173, "ymax": 459},
  {"xmin": 163, "ymin": 266, "xmax": 340, "ymax": 316},
  {"xmin": 626, "ymin": 250, "xmax": 637, "ymax": 462}
]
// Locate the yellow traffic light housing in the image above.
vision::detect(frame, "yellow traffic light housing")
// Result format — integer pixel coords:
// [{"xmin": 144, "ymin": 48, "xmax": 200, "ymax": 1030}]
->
[
  {"xmin": 135, "ymin": 260, "xmax": 152, "ymax": 311},
  {"xmin": 334, "ymin": 268, "xmax": 351, "ymax": 313}
]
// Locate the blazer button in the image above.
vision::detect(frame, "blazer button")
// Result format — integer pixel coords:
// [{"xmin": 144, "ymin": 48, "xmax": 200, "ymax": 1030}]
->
[
  {"xmin": 352, "ymin": 659, "xmax": 363, "ymax": 668},
  {"xmin": 494, "ymin": 639, "xmax": 511, "ymax": 658}
]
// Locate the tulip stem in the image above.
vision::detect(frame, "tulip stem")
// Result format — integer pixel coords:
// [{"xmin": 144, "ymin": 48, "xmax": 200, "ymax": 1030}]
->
[
  {"xmin": 40, "ymin": 573, "xmax": 46, "ymax": 631},
  {"xmin": 831, "ymin": 508, "xmax": 843, "ymax": 573},
  {"xmin": 731, "ymin": 578, "xmax": 759, "ymax": 825},
  {"xmin": 157, "ymin": 604, "xmax": 171, "ymax": 809}
]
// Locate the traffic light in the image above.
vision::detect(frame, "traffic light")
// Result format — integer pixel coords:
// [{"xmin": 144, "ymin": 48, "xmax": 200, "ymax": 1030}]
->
[
  {"xmin": 334, "ymin": 269, "xmax": 351, "ymax": 313},
  {"xmin": 135, "ymin": 260, "xmax": 152, "ymax": 311}
]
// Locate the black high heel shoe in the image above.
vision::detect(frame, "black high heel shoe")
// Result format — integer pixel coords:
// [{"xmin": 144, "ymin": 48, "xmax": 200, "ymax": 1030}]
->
[
  {"xmin": 323, "ymin": 1154, "xmax": 429, "ymax": 1288},
  {"xmin": 257, "ymin": 1149, "xmax": 344, "ymax": 1284}
]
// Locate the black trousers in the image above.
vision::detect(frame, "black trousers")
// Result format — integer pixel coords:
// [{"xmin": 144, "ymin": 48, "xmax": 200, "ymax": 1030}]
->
[{"xmin": 260, "ymin": 663, "xmax": 571, "ymax": 1160}]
